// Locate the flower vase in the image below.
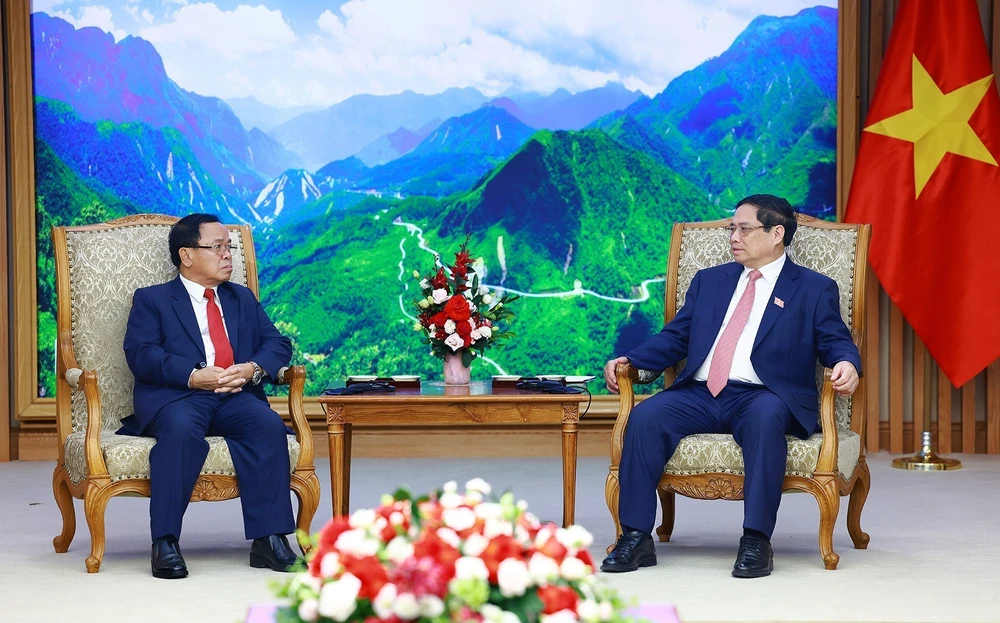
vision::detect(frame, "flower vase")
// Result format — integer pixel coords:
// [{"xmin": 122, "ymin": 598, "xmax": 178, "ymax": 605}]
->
[{"xmin": 443, "ymin": 351, "xmax": 471, "ymax": 385}]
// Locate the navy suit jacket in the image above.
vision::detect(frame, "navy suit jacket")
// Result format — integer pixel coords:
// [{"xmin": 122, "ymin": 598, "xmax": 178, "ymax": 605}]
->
[
  {"xmin": 626, "ymin": 259, "xmax": 862, "ymax": 437},
  {"xmin": 119, "ymin": 277, "xmax": 292, "ymax": 435}
]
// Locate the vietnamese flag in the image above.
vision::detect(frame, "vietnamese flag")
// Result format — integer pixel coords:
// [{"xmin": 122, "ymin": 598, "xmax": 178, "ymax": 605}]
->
[{"xmin": 844, "ymin": 0, "xmax": 1000, "ymax": 387}]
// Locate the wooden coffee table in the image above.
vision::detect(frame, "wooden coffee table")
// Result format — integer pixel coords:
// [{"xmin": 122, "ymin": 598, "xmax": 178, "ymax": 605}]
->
[{"xmin": 317, "ymin": 381, "xmax": 589, "ymax": 527}]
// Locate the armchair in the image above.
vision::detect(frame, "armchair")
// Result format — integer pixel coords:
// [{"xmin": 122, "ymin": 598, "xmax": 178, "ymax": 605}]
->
[
  {"xmin": 605, "ymin": 214, "xmax": 872, "ymax": 569},
  {"xmin": 50, "ymin": 214, "xmax": 321, "ymax": 573}
]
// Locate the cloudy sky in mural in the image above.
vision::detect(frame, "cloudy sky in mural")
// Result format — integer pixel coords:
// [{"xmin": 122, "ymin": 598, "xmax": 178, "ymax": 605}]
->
[{"xmin": 32, "ymin": 0, "xmax": 835, "ymax": 107}]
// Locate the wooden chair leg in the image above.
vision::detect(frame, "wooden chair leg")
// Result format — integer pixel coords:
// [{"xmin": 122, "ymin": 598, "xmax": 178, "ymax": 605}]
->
[
  {"xmin": 52, "ymin": 464, "xmax": 76, "ymax": 553},
  {"xmin": 656, "ymin": 488, "xmax": 675, "ymax": 542},
  {"xmin": 814, "ymin": 479, "xmax": 841, "ymax": 570},
  {"xmin": 847, "ymin": 460, "xmax": 871, "ymax": 549},
  {"xmin": 604, "ymin": 471, "xmax": 622, "ymax": 554},
  {"xmin": 291, "ymin": 472, "xmax": 321, "ymax": 554},
  {"xmin": 83, "ymin": 486, "xmax": 113, "ymax": 573}
]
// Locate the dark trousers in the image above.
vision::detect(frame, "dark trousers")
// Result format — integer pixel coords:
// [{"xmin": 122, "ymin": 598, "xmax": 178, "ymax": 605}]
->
[
  {"xmin": 145, "ymin": 391, "xmax": 294, "ymax": 542},
  {"xmin": 619, "ymin": 381, "xmax": 796, "ymax": 539}
]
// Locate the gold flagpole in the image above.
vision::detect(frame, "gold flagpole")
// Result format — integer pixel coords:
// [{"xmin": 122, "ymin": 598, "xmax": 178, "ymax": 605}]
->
[{"xmin": 892, "ymin": 360, "xmax": 961, "ymax": 470}]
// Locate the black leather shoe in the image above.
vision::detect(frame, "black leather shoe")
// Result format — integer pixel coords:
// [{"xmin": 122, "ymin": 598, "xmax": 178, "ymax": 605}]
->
[
  {"xmin": 732, "ymin": 534, "xmax": 773, "ymax": 578},
  {"xmin": 151, "ymin": 538, "xmax": 188, "ymax": 579},
  {"xmin": 250, "ymin": 534, "xmax": 299, "ymax": 572},
  {"xmin": 600, "ymin": 530, "xmax": 656, "ymax": 573}
]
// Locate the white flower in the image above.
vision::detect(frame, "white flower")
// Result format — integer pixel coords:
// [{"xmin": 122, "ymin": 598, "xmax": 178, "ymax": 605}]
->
[
  {"xmin": 443, "ymin": 506, "xmax": 477, "ymax": 532},
  {"xmin": 393, "ymin": 592, "xmax": 421, "ymax": 620},
  {"xmin": 444, "ymin": 319, "xmax": 457, "ymax": 334},
  {"xmin": 432, "ymin": 288, "xmax": 449, "ymax": 304},
  {"xmin": 478, "ymin": 285, "xmax": 490, "ymax": 296},
  {"xmin": 319, "ymin": 551, "xmax": 342, "ymax": 579},
  {"xmin": 419, "ymin": 278, "xmax": 429, "ymax": 289},
  {"xmin": 428, "ymin": 324, "xmax": 436, "ymax": 334},
  {"xmin": 497, "ymin": 558, "xmax": 532, "ymax": 597},
  {"xmin": 483, "ymin": 293, "xmax": 494, "ymax": 305},
  {"xmin": 439, "ymin": 490, "xmax": 463, "ymax": 508},
  {"xmin": 437, "ymin": 527, "xmax": 461, "ymax": 547},
  {"xmin": 443, "ymin": 480, "xmax": 458, "ymax": 492},
  {"xmin": 454, "ymin": 555, "xmax": 489, "ymax": 580},
  {"xmin": 542, "ymin": 610, "xmax": 580, "ymax": 623},
  {"xmin": 419, "ymin": 595, "xmax": 445, "ymax": 617},
  {"xmin": 478, "ymin": 325, "xmax": 493, "ymax": 339},
  {"xmin": 465, "ymin": 490, "xmax": 484, "ymax": 504},
  {"xmin": 390, "ymin": 510, "xmax": 405, "ymax": 525},
  {"xmin": 444, "ymin": 333, "xmax": 465, "ymax": 351},
  {"xmin": 385, "ymin": 536, "xmax": 414, "ymax": 564},
  {"xmin": 349, "ymin": 509, "xmax": 377, "ymax": 529},
  {"xmin": 462, "ymin": 533, "xmax": 489, "ymax": 557},
  {"xmin": 598, "ymin": 601, "xmax": 614, "ymax": 621},
  {"xmin": 480, "ymin": 604, "xmax": 520, "ymax": 623},
  {"xmin": 298, "ymin": 598, "xmax": 320, "ymax": 622},
  {"xmin": 373, "ymin": 583, "xmax": 397, "ymax": 619},
  {"xmin": 465, "ymin": 478, "xmax": 492, "ymax": 494},
  {"xmin": 317, "ymin": 572, "xmax": 361, "ymax": 622},
  {"xmin": 576, "ymin": 600, "xmax": 599, "ymax": 623},
  {"xmin": 560, "ymin": 555, "xmax": 589, "ymax": 580},
  {"xmin": 473, "ymin": 502, "xmax": 504, "ymax": 520},
  {"xmin": 528, "ymin": 552, "xmax": 560, "ymax": 585},
  {"xmin": 291, "ymin": 572, "xmax": 324, "ymax": 594},
  {"xmin": 334, "ymin": 528, "xmax": 380, "ymax": 557},
  {"xmin": 556, "ymin": 525, "xmax": 594, "ymax": 550},
  {"xmin": 483, "ymin": 517, "xmax": 514, "ymax": 539}
]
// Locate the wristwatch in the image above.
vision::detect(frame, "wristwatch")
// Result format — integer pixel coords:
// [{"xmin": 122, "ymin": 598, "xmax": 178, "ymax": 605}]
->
[{"xmin": 249, "ymin": 361, "xmax": 263, "ymax": 385}]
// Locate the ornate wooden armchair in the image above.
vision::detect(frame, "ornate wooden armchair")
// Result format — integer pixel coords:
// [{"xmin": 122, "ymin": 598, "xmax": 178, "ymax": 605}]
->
[
  {"xmin": 605, "ymin": 214, "xmax": 872, "ymax": 569},
  {"xmin": 50, "ymin": 214, "xmax": 321, "ymax": 573}
]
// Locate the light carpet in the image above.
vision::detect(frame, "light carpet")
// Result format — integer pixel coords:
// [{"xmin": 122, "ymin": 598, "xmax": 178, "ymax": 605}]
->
[{"xmin": 0, "ymin": 452, "xmax": 997, "ymax": 623}]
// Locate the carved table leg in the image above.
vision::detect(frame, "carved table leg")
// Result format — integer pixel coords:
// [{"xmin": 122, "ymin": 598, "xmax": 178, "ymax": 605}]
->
[
  {"xmin": 561, "ymin": 404, "xmax": 579, "ymax": 527},
  {"xmin": 326, "ymin": 405, "xmax": 348, "ymax": 518}
]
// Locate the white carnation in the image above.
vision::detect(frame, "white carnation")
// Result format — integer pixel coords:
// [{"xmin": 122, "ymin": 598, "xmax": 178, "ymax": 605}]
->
[
  {"xmin": 528, "ymin": 552, "xmax": 560, "ymax": 585},
  {"xmin": 373, "ymin": 583, "xmax": 397, "ymax": 619},
  {"xmin": 348, "ymin": 508, "xmax": 377, "ymax": 529},
  {"xmin": 576, "ymin": 600, "xmax": 599, "ymax": 623},
  {"xmin": 462, "ymin": 533, "xmax": 489, "ymax": 557},
  {"xmin": 385, "ymin": 536, "xmax": 414, "ymax": 564},
  {"xmin": 444, "ymin": 319, "xmax": 457, "ymax": 334},
  {"xmin": 439, "ymin": 490, "xmax": 463, "ymax": 508},
  {"xmin": 497, "ymin": 558, "xmax": 532, "ymax": 597},
  {"xmin": 556, "ymin": 525, "xmax": 594, "ymax": 549},
  {"xmin": 443, "ymin": 506, "xmax": 477, "ymax": 532},
  {"xmin": 560, "ymin": 555, "xmax": 589, "ymax": 580},
  {"xmin": 473, "ymin": 502, "xmax": 504, "ymax": 520},
  {"xmin": 298, "ymin": 598, "xmax": 320, "ymax": 622},
  {"xmin": 393, "ymin": 592, "xmax": 421, "ymax": 620},
  {"xmin": 454, "ymin": 555, "xmax": 489, "ymax": 580},
  {"xmin": 465, "ymin": 478, "xmax": 492, "ymax": 494},
  {"xmin": 437, "ymin": 527, "xmax": 461, "ymax": 547},
  {"xmin": 419, "ymin": 595, "xmax": 445, "ymax": 618},
  {"xmin": 334, "ymin": 529, "xmax": 379, "ymax": 557},
  {"xmin": 317, "ymin": 573, "xmax": 361, "ymax": 622}
]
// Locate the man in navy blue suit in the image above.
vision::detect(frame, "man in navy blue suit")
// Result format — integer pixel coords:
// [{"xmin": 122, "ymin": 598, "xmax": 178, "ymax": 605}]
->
[
  {"xmin": 600, "ymin": 195, "xmax": 861, "ymax": 578},
  {"xmin": 120, "ymin": 214, "xmax": 298, "ymax": 579}
]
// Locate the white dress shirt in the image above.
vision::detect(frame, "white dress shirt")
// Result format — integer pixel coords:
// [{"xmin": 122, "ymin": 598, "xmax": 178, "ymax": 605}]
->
[
  {"xmin": 693, "ymin": 254, "xmax": 787, "ymax": 384},
  {"xmin": 178, "ymin": 274, "xmax": 230, "ymax": 367}
]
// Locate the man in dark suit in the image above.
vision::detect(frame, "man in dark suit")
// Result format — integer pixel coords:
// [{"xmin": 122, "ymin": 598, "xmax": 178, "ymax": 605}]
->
[
  {"xmin": 601, "ymin": 195, "xmax": 861, "ymax": 578},
  {"xmin": 120, "ymin": 214, "xmax": 298, "ymax": 579}
]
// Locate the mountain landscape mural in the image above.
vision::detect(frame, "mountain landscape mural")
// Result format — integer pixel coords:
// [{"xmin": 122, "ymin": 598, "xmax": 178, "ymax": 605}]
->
[{"xmin": 31, "ymin": 5, "xmax": 837, "ymax": 397}]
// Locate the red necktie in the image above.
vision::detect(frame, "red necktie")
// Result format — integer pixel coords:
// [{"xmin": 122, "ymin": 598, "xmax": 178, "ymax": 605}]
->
[
  {"xmin": 204, "ymin": 288, "xmax": 234, "ymax": 369},
  {"xmin": 706, "ymin": 269, "xmax": 762, "ymax": 397}
]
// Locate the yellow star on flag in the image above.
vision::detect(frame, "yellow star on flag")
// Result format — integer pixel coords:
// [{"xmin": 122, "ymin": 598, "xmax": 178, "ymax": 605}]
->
[{"xmin": 864, "ymin": 54, "xmax": 998, "ymax": 197}]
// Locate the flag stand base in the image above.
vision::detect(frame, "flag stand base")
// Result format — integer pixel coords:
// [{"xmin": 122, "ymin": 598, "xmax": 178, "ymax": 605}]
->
[{"xmin": 891, "ymin": 431, "xmax": 961, "ymax": 471}]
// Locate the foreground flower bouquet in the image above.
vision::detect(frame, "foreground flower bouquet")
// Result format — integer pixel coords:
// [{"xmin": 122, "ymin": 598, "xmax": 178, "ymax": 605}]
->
[{"xmin": 273, "ymin": 480, "xmax": 640, "ymax": 623}]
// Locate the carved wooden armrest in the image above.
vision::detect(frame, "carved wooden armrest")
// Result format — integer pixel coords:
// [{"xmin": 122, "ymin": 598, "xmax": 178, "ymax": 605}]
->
[
  {"xmin": 277, "ymin": 365, "xmax": 313, "ymax": 470},
  {"xmin": 815, "ymin": 368, "xmax": 840, "ymax": 473},
  {"xmin": 76, "ymin": 369, "xmax": 111, "ymax": 479}
]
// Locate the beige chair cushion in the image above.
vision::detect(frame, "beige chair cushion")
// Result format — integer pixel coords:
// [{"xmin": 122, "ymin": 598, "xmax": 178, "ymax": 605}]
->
[
  {"xmin": 63, "ymin": 432, "xmax": 301, "ymax": 484},
  {"xmin": 664, "ymin": 431, "xmax": 861, "ymax": 480}
]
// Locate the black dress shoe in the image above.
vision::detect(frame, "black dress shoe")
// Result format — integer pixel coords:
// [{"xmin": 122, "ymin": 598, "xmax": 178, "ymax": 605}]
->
[
  {"xmin": 600, "ymin": 530, "xmax": 656, "ymax": 573},
  {"xmin": 250, "ymin": 534, "xmax": 299, "ymax": 572},
  {"xmin": 732, "ymin": 534, "xmax": 773, "ymax": 578},
  {"xmin": 151, "ymin": 538, "xmax": 188, "ymax": 579}
]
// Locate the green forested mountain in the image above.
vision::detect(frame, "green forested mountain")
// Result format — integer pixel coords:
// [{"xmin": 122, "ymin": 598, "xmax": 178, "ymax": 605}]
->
[{"xmin": 258, "ymin": 130, "xmax": 728, "ymax": 394}]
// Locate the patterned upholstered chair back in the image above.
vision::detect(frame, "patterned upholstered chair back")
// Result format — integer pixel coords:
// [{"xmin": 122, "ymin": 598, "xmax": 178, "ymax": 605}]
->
[
  {"xmin": 57, "ymin": 215, "xmax": 252, "ymax": 433},
  {"xmin": 667, "ymin": 214, "xmax": 862, "ymax": 433}
]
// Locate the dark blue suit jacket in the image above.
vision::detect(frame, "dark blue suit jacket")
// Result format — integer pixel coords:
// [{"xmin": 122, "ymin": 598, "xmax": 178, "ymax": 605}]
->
[
  {"xmin": 119, "ymin": 277, "xmax": 292, "ymax": 435},
  {"xmin": 626, "ymin": 259, "xmax": 862, "ymax": 437}
]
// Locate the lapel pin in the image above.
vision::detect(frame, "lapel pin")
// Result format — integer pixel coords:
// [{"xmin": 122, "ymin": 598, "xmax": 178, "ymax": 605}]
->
[{"xmin": 774, "ymin": 297, "xmax": 784, "ymax": 308}]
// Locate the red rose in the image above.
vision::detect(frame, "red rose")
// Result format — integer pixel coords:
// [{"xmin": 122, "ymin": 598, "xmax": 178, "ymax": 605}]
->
[
  {"xmin": 456, "ymin": 320, "xmax": 472, "ymax": 339},
  {"xmin": 537, "ymin": 584, "xmax": 578, "ymax": 615},
  {"xmin": 444, "ymin": 295, "xmax": 471, "ymax": 321},
  {"xmin": 429, "ymin": 312, "xmax": 448, "ymax": 327}
]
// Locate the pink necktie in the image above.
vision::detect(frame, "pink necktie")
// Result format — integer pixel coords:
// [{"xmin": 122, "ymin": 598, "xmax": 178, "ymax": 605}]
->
[
  {"xmin": 204, "ymin": 289, "xmax": 234, "ymax": 369},
  {"xmin": 706, "ymin": 269, "xmax": 762, "ymax": 397}
]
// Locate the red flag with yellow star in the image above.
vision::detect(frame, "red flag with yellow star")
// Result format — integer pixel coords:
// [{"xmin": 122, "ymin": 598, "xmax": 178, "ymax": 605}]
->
[{"xmin": 845, "ymin": 0, "xmax": 1000, "ymax": 387}]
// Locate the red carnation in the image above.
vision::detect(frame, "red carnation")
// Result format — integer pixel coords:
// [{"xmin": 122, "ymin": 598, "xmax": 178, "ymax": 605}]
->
[
  {"xmin": 537, "ymin": 584, "xmax": 578, "ymax": 615},
  {"xmin": 444, "ymin": 295, "xmax": 472, "ymax": 321},
  {"xmin": 341, "ymin": 555, "xmax": 389, "ymax": 600}
]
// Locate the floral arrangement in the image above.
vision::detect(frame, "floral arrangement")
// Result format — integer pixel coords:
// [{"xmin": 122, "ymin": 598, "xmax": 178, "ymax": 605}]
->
[
  {"xmin": 411, "ymin": 238, "xmax": 518, "ymax": 366},
  {"xmin": 274, "ymin": 480, "xmax": 639, "ymax": 623}
]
